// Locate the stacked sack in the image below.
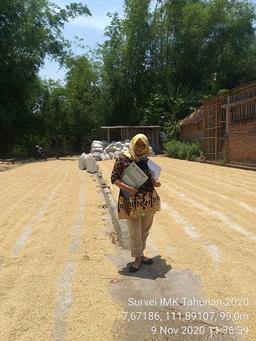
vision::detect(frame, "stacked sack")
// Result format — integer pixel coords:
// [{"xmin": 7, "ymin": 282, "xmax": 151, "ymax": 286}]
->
[
  {"xmin": 91, "ymin": 140, "xmax": 104, "ymax": 161},
  {"xmin": 92, "ymin": 140, "xmax": 131, "ymax": 160},
  {"xmin": 78, "ymin": 139, "xmax": 155, "ymax": 169}
]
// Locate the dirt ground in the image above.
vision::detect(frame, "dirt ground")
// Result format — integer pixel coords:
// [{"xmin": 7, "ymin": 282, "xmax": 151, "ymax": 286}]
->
[{"xmin": 0, "ymin": 157, "xmax": 255, "ymax": 340}]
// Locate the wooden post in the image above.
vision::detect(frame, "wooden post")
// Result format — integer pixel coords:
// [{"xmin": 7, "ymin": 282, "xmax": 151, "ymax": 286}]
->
[
  {"xmin": 207, "ymin": 105, "xmax": 210, "ymax": 157},
  {"xmin": 156, "ymin": 128, "xmax": 160, "ymax": 153},
  {"xmin": 202, "ymin": 103, "xmax": 205, "ymax": 157},
  {"xmin": 107, "ymin": 128, "xmax": 110, "ymax": 143},
  {"xmin": 226, "ymin": 95, "xmax": 230, "ymax": 135},
  {"xmin": 215, "ymin": 98, "xmax": 218, "ymax": 160}
]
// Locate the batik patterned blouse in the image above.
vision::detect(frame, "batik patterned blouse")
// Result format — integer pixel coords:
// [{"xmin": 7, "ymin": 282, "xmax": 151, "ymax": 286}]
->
[{"xmin": 111, "ymin": 155, "xmax": 161, "ymax": 219}]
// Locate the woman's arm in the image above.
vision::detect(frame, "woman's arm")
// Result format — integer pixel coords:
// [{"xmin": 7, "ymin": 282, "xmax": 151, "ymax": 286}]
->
[
  {"xmin": 111, "ymin": 156, "xmax": 138, "ymax": 194},
  {"xmin": 113, "ymin": 180, "xmax": 138, "ymax": 195}
]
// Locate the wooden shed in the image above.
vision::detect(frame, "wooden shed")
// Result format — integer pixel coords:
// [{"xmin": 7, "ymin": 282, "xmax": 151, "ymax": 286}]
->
[
  {"xmin": 101, "ymin": 126, "xmax": 161, "ymax": 153},
  {"xmin": 179, "ymin": 81, "xmax": 256, "ymax": 162}
]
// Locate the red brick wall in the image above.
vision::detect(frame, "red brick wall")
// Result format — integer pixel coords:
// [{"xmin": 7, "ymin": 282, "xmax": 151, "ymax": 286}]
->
[
  {"xmin": 228, "ymin": 118, "xmax": 256, "ymax": 162},
  {"xmin": 180, "ymin": 124, "xmax": 199, "ymax": 142},
  {"xmin": 180, "ymin": 82, "xmax": 256, "ymax": 162}
]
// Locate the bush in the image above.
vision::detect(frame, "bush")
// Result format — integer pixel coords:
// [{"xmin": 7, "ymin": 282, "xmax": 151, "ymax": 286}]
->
[
  {"xmin": 187, "ymin": 142, "xmax": 201, "ymax": 160},
  {"xmin": 164, "ymin": 140, "xmax": 180, "ymax": 158},
  {"xmin": 164, "ymin": 140, "xmax": 201, "ymax": 160},
  {"xmin": 177, "ymin": 143, "xmax": 188, "ymax": 159}
]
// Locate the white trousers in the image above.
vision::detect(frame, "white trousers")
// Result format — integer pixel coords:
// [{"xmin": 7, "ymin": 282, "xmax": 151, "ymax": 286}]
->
[{"xmin": 127, "ymin": 214, "xmax": 154, "ymax": 257}]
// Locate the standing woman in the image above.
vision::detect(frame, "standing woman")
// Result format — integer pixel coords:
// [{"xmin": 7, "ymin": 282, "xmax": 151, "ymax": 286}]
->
[{"xmin": 111, "ymin": 134, "xmax": 161, "ymax": 272}]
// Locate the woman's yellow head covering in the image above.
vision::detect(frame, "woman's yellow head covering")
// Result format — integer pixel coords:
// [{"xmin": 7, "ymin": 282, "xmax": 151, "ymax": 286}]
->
[{"xmin": 124, "ymin": 134, "xmax": 150, "ymax": 161}]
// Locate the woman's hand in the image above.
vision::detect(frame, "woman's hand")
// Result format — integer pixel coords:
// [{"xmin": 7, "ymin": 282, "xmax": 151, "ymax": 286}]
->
[
  {"xmin": 128, "ymin": 187, "xmax": 139, "ymax": 195},
  {"xmin": 114, "ymin": 180, "xmax": 138, "ymax": 195},
  {"xmin": 152, "ymin": 180, "xmax": 161, "ymax": 187}
]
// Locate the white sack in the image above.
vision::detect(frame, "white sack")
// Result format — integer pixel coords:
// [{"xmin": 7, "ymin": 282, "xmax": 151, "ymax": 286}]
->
[
  {"xmin": 86, "ymin": 154, "xmax": 97, "ymax": 173},
  {"xmin": 78, "ymin": 152, "xmax": 87, "ymax": 170},
  {"xmin": 91, "ymin": 147, "xmax": 103, "ymax": 153},
  {"xmin": 109, "ymin": 152, "xmax": 115, "ymax": 159}
]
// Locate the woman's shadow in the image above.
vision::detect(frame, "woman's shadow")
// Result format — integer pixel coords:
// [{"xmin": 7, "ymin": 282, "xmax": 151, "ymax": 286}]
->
[{"xmin": 118, "ymin": 255, "xmax": 172, "ymax": 280}]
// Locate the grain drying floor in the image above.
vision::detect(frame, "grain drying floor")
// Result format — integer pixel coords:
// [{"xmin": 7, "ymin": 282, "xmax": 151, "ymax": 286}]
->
[
  {"xmin": 0, "ymin": 157, "xmax": 255, "ymax": 341},
  {"xmin": 99, "ymin": 157, "xmax": 256, "ymax": 341},
  {"xmin": 0, "ymin": 159, "xmax": 121, "ymax": 341}
]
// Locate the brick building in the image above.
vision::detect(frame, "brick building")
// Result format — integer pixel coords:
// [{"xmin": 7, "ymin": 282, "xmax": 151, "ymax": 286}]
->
[{"xmin": 180, "ymin": 81, "xmax": 256, "ymax": 162}]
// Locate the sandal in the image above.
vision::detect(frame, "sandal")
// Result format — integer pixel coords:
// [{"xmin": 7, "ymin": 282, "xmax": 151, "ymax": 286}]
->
[
  {"xmin": 142, "ymin": 258, "xmax": 154, "ymax": 265},
  {"xmin": 128, "ymin": 262, "xmax": 142, "ymax": 272}
]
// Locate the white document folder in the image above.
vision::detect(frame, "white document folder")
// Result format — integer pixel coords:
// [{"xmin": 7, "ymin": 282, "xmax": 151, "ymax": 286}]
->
[
  {"xmin": 147, "ymin": 159, "xmax": 161, "ymax": 180},
  {"xmin": 121, "ymin": 161, "xmax": 148, "ymax": 188}
]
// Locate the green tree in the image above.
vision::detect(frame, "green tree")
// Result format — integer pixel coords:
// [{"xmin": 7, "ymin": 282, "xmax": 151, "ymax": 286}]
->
[
  {"xmin": 65, "ymin": 56, "xmax": 105, "ymax": 151},
  {"xmin": 0, "ymin": 0, "xmax": 91, "ymax": 156},
  {"xmin": 37, "ymin": 80, "xmax": 71, "ymax": 155},
  {"xmin": 143, "ymin": 0, "xmax": 256, "ymax": 126},
  {"xmin": 101, "ymin": 0, "xmax": 152, "ymax": 125},
  {"xmin": 205, "ymin": 0, "xmax": 256, "ymax": 91},
  {"xmin": 123, "ymin": 0, "xmax": 151, "ymax": 123},
  {"xmin": 101, "ymin": 12, "xmax": 126, "ymax": 124},
  {"xmin": 151, "ymin": 0, "xmax": 256, "ymax": 98}
]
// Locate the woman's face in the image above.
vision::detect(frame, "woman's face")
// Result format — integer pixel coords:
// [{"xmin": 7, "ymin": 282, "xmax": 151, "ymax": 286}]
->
[{"xmin": 134, "ymin": 139, "xmax": 146, "ymax": 156}]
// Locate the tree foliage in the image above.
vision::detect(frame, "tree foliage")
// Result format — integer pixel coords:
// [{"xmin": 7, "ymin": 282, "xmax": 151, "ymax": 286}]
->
[
  {"xmin": 0, "ymin": 0, "xmax": 90, "ymax": 155},
  {"xmin": 1, "ymin": 0, "xmax": 256, "ymax": 156},
  {"xmin": 101, "ymin": 0, "xmax": 256, "ymax": 128}
]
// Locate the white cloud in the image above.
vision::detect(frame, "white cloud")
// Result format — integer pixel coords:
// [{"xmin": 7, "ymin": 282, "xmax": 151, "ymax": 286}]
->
[{"xmin": 70, "ymin": 15, "xmax": 111, "ymax": 31}]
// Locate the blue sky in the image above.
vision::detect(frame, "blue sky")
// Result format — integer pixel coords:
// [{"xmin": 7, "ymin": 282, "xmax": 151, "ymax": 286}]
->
[
  {"xmin": 39, "ymin": 0, "xmax": 125, "ymax": 81},
  {"xmin": 39, "ymin": 0, "xmax": 256, "ymax": 82}
]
